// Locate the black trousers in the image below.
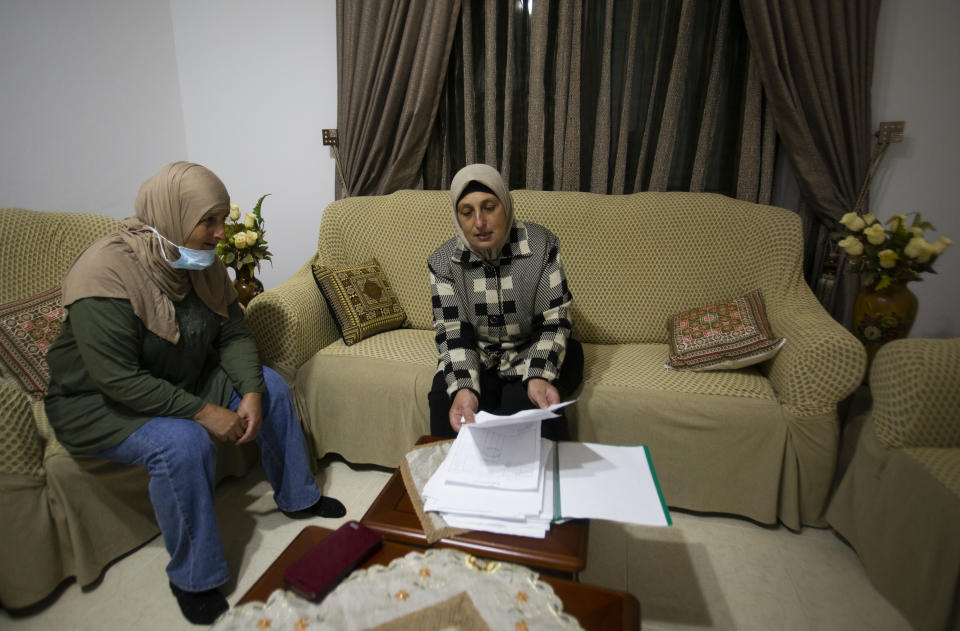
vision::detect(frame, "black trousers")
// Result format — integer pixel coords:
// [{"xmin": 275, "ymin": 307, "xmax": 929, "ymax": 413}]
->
[{"xmin": 428, "ymin": 338, "xmax": 584, "ymax": 441}]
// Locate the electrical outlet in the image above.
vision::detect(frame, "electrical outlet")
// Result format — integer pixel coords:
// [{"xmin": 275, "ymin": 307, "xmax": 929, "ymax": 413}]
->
[
  {"xmin": 322, "ymin": 129, "xmax": 339, "ymax": 147},
  {"xmin": 876, "ymin": 121, "xmax": 905, "ymax": 144}
]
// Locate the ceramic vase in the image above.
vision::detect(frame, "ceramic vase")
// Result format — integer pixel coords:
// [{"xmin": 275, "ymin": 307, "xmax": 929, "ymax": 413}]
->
[
  {"xmin": 234, "ymin": 267, "xmax": 264, "ymax": 307},
  {"xmin": 852, "ymin": 280, "xmax": 918, "ymax": 371}
]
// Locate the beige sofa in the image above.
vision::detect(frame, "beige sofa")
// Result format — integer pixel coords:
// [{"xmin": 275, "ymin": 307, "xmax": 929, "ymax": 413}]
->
[
  {"xmin": 246, "ymin": 190, "xmax": 866, "ymax": 529},
  {"xmin": 827, "ymin": 338, "xmax": 960, "ymax": 631},
  {"xmin": 0, "ymin": 208, "xmax": 256, "ymax": 609}
]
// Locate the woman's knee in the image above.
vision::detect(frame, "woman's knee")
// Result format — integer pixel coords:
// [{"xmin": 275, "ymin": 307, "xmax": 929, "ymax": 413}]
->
[{"xmin": 145, "ymin": 419, "xmax": 215, "ymax": 468}]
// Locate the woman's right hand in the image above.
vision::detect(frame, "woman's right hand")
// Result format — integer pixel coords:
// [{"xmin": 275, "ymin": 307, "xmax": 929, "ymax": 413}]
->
[
  {"xmin": 193, "ymin": 403, "xmax": 247, "ymax": 443},
  {"xmin": 449, "ymin": 389, "xmax": 479, "ymax": 433}
]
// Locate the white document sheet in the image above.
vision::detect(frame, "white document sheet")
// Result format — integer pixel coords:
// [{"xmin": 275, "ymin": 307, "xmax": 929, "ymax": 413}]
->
[
  {"xmin": 557, "ymin": 442, "xmax": 671, "ymax": 527},
  {"xmin": 470, "ymin": 400, "xmax": 576, "ymax": 428},
  {"xmin": 442, "ymin": 513, "xmax": 551, "ymax": 538},
  {"xmin": 423, "ymin": 440, "xmax": 553, "ymax": 519},
  {"xmin": 442, "ymin": 421, "xmax": 542, "ymax": 490}
]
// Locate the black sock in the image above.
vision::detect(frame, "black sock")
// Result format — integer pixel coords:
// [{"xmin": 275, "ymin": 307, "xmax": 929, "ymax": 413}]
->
[{"xmin": 169, "ymin": 581, "xmax": 229, "ymax": 625}]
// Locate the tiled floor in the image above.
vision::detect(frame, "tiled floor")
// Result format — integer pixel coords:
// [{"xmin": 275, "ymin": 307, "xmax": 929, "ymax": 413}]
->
[{"xmin": 1, "ymin": 458, "xmax": 910, "ymax": 630}]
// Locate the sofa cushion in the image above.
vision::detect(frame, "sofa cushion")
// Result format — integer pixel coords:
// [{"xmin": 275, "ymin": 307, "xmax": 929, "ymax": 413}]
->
[
  {"xmin": 311, "ymin": 258, "xmax": 407, "ymax": 346},
  {"xmin": 666, "ymin": 289, "xmax": 785, "ymax": 371},
  {"xmin": 0, "ymin": 287, "xmax": 63, "ymax": 398}
]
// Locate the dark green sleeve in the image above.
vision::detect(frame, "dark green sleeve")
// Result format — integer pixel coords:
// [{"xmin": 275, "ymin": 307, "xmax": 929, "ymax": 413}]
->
[
  {"xmin": 215, "ymin": 301, "xmax": 265, "ymax": 395},
  {"xmin": 68, "ymin": 298, "xmax": 206, "ymax": 418}
]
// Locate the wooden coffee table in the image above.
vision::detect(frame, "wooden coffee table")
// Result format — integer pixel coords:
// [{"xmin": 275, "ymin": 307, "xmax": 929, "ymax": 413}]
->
[
  {"xmin": 237, "ymin": 525, "xmax": 638, "ymax": 631},
  {"xmin": 360, "ymin": 436, "xmax": 589, "ymax": 579}
]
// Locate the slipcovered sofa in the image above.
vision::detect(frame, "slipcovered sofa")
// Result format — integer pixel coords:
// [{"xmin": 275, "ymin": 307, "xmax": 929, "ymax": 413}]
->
[
  {"xmin": 827, "ymin": 337, "xmax": 960, "ymax": 631},
  {"xmin": 246, "ymin": 190, "xmax": 866, "ymax": 529},
  {"xmin": 0, "ymin": 208, "xmax": 256, "ymax": 609}
]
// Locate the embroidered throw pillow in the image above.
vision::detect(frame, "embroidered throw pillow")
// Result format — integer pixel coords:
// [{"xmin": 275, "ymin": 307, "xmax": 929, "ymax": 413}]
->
[
  {"xmin": 666, "ymin": 289, "xmax": 786, "ymax": 371},
  {"xmin": 311, "ymin": 258, "xmax": 407, "ymax": 346},
  {"xmin": 0, "ymin": 287, "xmax": 64, "ymax": 397}
]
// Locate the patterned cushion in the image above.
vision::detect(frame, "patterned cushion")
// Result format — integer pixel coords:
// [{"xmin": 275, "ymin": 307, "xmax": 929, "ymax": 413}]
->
[
  {"xmin": 0, "ymin": 287, "xmax": 63, "ymax": 397},
  {"xmin": 666, "ymin": 289, "xmax": 785, "ymax": 371},
  {"xmin": 311, "ymin": 258, "xmax": 407, "ymax": 346}
]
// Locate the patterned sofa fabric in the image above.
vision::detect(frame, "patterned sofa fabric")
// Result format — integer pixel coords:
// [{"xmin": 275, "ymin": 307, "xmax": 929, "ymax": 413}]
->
[
  {"xmin": 246, "ymin": 191, "xmax": 866, "ymax": 529},
  {"xmin": 0, "ymin": 208, "xmax": 257, "ymax": 609},
  {"xmin": 827, "ymin": 338, "xmax": 960, "ymax": 631}
]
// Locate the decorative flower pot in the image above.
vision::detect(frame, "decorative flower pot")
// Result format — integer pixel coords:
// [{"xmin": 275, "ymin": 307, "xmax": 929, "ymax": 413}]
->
[
  {"xmin": 852, "ymin": 280, "xmax": 918, "ymax": 371},
  {"xmin": 234, "ymin": 268, "xmax": 264, "ymax": 307}
]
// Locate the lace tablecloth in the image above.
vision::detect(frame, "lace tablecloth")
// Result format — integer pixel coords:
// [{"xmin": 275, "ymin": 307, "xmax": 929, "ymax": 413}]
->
[{"xmin": 214, "ymin": 547, "xmax": 583, "ymax": 630}]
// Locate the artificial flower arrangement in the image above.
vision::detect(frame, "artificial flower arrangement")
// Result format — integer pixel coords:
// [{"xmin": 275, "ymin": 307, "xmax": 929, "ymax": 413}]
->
[
  {"xmin": 217, "ymin": 194, "xmax": 273, "ymax": 278},
  {"xmin": 835, "ymin": 212, "xmax": 951, "ymax": 290}
]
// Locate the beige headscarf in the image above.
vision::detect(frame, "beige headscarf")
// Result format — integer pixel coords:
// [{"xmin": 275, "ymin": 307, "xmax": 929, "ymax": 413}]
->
[
  {"xmin": 450, "ymin": 164, "xmax": 516, "ymax": 261},
  {"xmin": 62, "ymin": 162, "xmax": 237, "ymax": 343}
]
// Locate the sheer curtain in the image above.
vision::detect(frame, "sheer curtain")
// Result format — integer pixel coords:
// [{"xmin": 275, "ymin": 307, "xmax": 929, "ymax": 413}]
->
[
  {"xmin": 424, "ymin": 0, "xmax": 776, "ymax": 201},
  {"xmin": 336, "ymin": 0, "xmax": 460, "ymax": 197},
  {"xmin": 741, "ymin": 0, "xmax": 881, "ymax": 323}
]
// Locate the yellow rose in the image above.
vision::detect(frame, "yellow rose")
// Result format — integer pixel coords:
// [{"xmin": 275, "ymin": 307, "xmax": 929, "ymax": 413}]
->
[
  {"xmin": 932, "ymin": 236, "xmax": 952, "ymax": 255},
  {"xmin": 243, "ymin": 213, "xmax": 256, "ymax": 229},
  {"xmin": 245, "ymin": 230, "xmax": 258, "ymax": 244},
  {"xmin": 904, "ymin": 237, "xmax": 934, "ymax": 263},
  {"xmin": 228, "ymin": 204, "xmax": 240, "ymax": 221},
  {"xmin": 862, "ymin": 213, "xmax": 876, "ymax": 226},
  {"xmin": 877, "ymin": 249, "xmax": 898, "ymax": 268},
  {"xmin": 233, "ymin": 233, "xmax": 247, "ymax": 248},
  {"xmin": 863, "ymin": 223, "xmax": 886, "ymax": 245},
  {"xmin": 838, "ymin": 235, "xmax": 864, "ymax": 256},
  {"xmin": 887, "ymin": 214, "xmax": 907, "ymax": 231},
  {"xmin": 909, "ymin": 226, "xmax": 925, "ymax": 238},
  {"xmin": 839, "ymin": 212, "xmax": 866, "ymax": 232}
]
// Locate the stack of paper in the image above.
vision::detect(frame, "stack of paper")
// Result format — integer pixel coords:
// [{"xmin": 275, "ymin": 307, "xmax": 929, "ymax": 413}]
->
[{"xmin": 422, "ymin": 402, "xmax": 671, "ymax": 539}]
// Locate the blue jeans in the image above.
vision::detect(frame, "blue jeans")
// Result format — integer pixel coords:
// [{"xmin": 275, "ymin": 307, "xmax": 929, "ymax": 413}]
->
[{"xmin": 94, "ymin": 366, "xmax": 321, "ymax": 592}]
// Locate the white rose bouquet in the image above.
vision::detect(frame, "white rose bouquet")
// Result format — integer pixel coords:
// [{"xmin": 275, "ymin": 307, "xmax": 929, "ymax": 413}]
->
[
  {"xmin": 217, "ymin": 194, "xmax": 274, "ymax": 278},
  {"xmin": 835, "ymin": 211, "xmax": 951, "ymax": 290}
]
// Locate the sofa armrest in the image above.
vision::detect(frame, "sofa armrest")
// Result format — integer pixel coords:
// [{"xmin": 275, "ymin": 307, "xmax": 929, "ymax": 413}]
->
[
  {"xmin": 0, "ymin": 382, "xmax": 45, "ymax": 478},
  {"xmin": 870, "ymin": 337, "xmax": 960, "ymax": 448},
  {"xmin": 244, "ymin": 260, "xmax": 340, "ymax": 384},
  {"xmin": 763, "ymin": 296, "xmax": 867, "ymax": 417}
]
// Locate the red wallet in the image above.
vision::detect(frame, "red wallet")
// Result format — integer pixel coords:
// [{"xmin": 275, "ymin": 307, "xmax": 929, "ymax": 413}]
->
[{"xmin": 283, "ymin": 521, "xmax": 383, "ymax": 602}]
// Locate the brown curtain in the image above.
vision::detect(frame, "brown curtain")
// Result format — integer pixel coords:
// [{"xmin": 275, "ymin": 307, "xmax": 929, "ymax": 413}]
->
[
  {"xmin": 336, "ymin": 0, "xmax": 461, "ymax": 197},
  {"xmin": 425, "ymin": 0, "xmax": 776, "ymax": 201},
  {"xmin": 740, "ymin": 0, "xmax": 881, "ymax": 324}
]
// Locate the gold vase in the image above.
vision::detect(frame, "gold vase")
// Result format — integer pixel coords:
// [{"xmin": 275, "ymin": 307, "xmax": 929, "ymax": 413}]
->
[
  {"xmin": 234, "ymin": 267, "xmax": 264, "ymax": 307},
  {"xmin": 852, "ymin": 280, "xmax": 918, "ymax": 371}
]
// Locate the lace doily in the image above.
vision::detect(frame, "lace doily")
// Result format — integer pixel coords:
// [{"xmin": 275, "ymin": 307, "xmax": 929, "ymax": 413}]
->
[{"xmin": 214, "ymin": 548, "xmax": 583, "ymax": 630}]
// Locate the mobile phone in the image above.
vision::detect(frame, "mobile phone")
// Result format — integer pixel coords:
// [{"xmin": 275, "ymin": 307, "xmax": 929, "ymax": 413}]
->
[{"xmin": 283, "ymin": 520, "xmax": 383, "ymax": 602}]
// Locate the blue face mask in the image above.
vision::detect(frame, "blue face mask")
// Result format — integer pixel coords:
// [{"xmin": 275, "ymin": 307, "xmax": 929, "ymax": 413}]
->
[{"xmin": 148, "ymin": 226, "xmax": 218, "ymax": 271}]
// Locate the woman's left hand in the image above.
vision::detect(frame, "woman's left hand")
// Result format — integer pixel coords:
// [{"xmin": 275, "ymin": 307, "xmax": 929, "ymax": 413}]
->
[
  {"xmin": 235, "ymin": 392, "xmax": 263, "ymax": 443},
  {"xmin": 527, "ymin": 378, "xmax": 560, "ymax": 410}
]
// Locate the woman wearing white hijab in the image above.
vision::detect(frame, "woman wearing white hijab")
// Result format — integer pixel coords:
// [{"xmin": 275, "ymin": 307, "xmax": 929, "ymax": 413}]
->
[
  {"xmin": 427, "ymin": 163, "xmax": 583, "ymax": 439},
  {"xmin": 45, "ymin": 162, "xmax": 345, "ymax": 625}
]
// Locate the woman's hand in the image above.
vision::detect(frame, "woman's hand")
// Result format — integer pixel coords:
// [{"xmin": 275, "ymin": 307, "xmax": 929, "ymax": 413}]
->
[
  {"xmin": 449, "ymin": 389, "xmax": 479, "ymax": 433},
  {"xmin": 235, "ymin": 392, "xmax": 263, "ymax": 444},
  {"xmin": 527, "ymin": 378, "xmax": 560, "ymax": 410},
  {"xmin": 193, "ymin": 403, "xmax": 247, "ymax": 443}
]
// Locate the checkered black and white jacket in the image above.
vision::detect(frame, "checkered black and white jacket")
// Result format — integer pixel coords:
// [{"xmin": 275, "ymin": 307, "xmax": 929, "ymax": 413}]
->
[{"xmin": 427, "ymin": 221, "xmax": 574, "ymax": 398}]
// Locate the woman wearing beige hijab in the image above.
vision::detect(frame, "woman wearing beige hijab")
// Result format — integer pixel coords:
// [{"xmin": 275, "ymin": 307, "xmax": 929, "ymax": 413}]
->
[
  {"xmin": 44, "ymin": 162, "xmax": 345, "ymax": 625},
  {"xmin": 427, "ymin": 163, "xmax": 583, "ymax": 439}
]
